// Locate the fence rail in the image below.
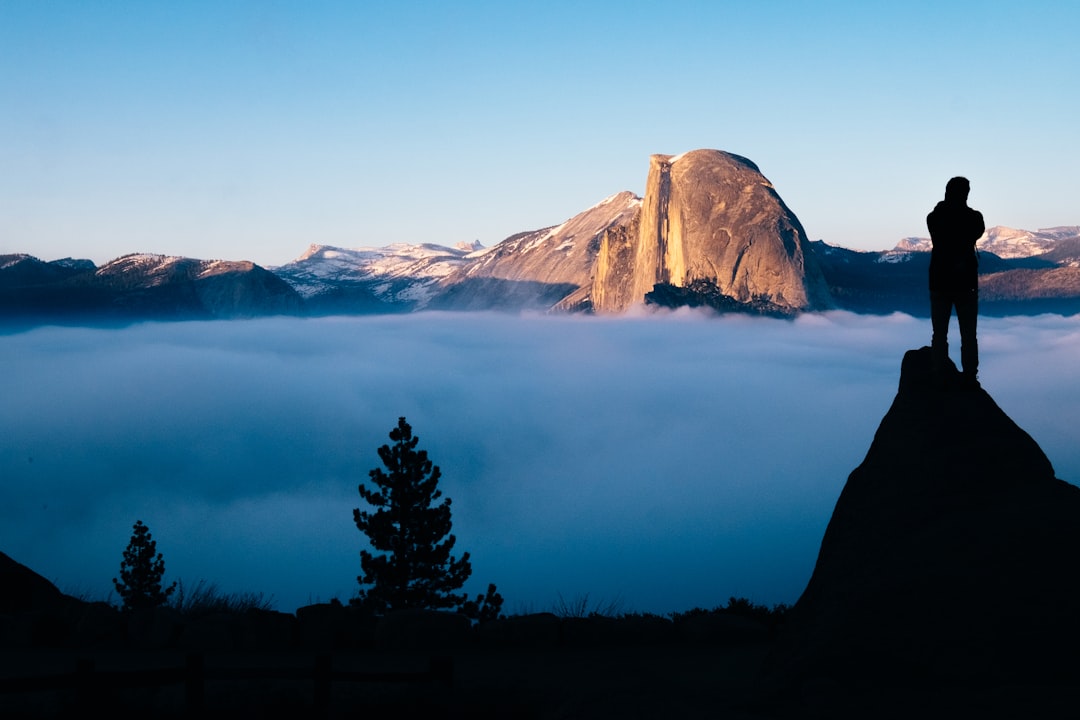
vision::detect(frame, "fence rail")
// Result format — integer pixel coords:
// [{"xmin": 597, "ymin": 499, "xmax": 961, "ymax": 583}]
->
[{"xmin": 0, "ymin": 652, "xmax": 453, "ymax": 716}]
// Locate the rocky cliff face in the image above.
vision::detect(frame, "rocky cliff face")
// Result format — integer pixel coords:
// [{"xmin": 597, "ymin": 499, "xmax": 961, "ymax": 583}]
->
[
  {"xmin": 429, "ymin": 191, "xmax": 641, "ymax": 311},
  {"xmin": 760, "ymin": 347, "xmax": 1080, "ymax": 717},
  {"xmin": 591, "ymin": 150, "xmax": 832, "ymax": 313}
]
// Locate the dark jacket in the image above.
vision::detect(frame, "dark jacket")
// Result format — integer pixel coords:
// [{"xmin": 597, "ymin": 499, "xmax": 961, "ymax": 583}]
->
[{"xmin": 926, "ymin": 200, "xmax": 985, "ymax": 293}]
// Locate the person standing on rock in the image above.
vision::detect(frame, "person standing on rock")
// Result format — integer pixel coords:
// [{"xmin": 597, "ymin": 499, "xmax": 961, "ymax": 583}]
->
[{"xmin": 926, "ymin": 176, "xmax": 985, "ymax": 387}]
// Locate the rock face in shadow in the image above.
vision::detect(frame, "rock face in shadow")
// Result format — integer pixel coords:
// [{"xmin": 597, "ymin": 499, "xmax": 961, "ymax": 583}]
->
[
  {"xmin": 1, "ymin": 254, "xmax": 303, "ymax": 324},
  {"xmin": 763, "ymin": 347, "xmax": 1080, "ymax": 708},
  {"xmin": 591, "ymin": 150, "xmax": 832, "ymax": 314}
]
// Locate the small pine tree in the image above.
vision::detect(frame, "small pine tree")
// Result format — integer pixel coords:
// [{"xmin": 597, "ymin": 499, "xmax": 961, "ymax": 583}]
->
[
  {"xmin": 113, "ymin": 520, "xmax": 176, "ymax": 611},
  {"xmin": 353, "ymin": 417, "xmax": 477, "ymax": 613}
]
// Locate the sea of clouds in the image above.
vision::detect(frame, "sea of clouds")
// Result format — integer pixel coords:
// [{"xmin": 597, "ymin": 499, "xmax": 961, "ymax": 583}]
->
[{"xmin": 2, "ymin": 309, "xmax": 1078, "ymax": 615}]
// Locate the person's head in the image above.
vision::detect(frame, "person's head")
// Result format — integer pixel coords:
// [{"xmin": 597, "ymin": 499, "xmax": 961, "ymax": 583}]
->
[{"xmin": 944, "ymin": 176, "xmax": 970, "ymax": 203}]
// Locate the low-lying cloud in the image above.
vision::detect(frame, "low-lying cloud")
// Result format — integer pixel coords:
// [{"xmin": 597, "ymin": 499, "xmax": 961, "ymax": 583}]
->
[{"xmin": 3, "ymin": 310, "xmax": 1078, "ymax": 614}]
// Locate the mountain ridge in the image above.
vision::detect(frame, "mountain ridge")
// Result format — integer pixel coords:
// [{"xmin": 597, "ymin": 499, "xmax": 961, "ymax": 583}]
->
[{"xmin": 5, "ymin": 147, "xmax": 1080, "ymax": 325}]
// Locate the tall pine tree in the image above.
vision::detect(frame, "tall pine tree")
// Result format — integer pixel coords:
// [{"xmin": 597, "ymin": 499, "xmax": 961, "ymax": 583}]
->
[
  {"xmin": 353, "ymin": 417, "xmax": 473, "ymax": 612},
  {"xmin": 113, "ymin": 520, "xmax": 176, "ymax": 611}
]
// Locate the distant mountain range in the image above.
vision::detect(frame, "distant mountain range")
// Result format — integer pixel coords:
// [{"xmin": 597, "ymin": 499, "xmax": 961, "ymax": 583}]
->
[
  {"xmin": 813, "ymin": 225, "xmax": 1080, "ymax": 317},
  {"xmin": 4, "ymin": 149, "xmax": 1079, "ymax": 326}
]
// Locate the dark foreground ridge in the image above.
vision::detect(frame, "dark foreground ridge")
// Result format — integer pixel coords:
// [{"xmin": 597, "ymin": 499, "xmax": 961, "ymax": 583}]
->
[{"xmin": 759, "ymin": 347, "xmax": 1080, "ymax": 718}]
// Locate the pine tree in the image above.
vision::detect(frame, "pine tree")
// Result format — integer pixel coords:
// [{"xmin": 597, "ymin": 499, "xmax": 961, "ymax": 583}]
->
[
  {"xmin": 353, "ymin": 417, "xmax": 474, "ymax": 613},
  {"xmin": 113, "ymin": 520, "xmax": 177, "ymax": 611}
]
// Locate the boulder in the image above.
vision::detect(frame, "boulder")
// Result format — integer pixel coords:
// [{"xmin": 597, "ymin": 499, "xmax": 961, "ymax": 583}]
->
[{"xmin": 760, "ymin": 347, "xmax": 1080, "ymax": 717}]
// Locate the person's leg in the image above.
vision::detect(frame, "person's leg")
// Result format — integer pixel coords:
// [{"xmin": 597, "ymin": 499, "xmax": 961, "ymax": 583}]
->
[
  {"xmin": 930, "ymin": 291, "xmax": 953, "ymax": 376},
  {"xmin": 956, "ymin": 289, "xmax": 979, "ymax": 381}
]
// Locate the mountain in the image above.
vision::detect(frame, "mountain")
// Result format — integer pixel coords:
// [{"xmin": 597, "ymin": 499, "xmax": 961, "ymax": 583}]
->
[
  {"xmin": 5, "ymin": 149, "xmax": 1080, "ymax": 325},
  {"xmin": 429, "ymin": 191, "xmax": 641, "ymax": 312},
  {"xmin": 271, "ymin": 242, "xmax": 483, "ymax": 314},
  {"xmin": 1, "ymin": 253, "xmax": 301, "ymax": 325},
  {"xmin": 270, "ymin": 150, "xmax": 832, "ymax": 316},
  {"xmin": 270, "ymin": 193, "xmax": 643, "ymax": 314},
  {"xmin": 814, "ymin": 223, "xmax": 1080, "ymax": 317},
  {"xmin": 590, "ymin": 150, "xmax": 832, "ymax": 314},
  {"xmin": 893, "ymin": 225, "xmax": 1080, "ymax": 260},
  {"xmin": 759, "ymin": 347, "xmax": 1080, "ymax": 718}
]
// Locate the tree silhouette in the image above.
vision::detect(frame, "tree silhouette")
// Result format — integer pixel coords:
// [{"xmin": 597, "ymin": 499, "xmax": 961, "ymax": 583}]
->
[
  {"xmin": 113, "ymin": 520, "xmax": 176, "ymax": 611},
  {"xmin": 460, "ymin": 582, "xmax": 505, "ymax": 623},
  {"xmin": 353, "ymin": 417, "xmax": 477, "ymax": 613}
]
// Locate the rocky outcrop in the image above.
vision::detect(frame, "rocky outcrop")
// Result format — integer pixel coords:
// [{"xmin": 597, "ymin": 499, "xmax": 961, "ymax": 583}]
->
[
  {"xmin": 760, "ymin": 347, "xmax": 1080, "ymax": 717},
  {"xmin": 591, "ymin": 150, "xmax": 832, "ymax": 313},
  {"xmin": 430, "ymin": 191, "xmax": 641, "ymax": 311}
]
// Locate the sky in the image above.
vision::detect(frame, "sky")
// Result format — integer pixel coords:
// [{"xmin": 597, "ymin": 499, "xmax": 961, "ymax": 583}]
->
[
  {"xmin": 3, "ymin": 311, "xmax": 1079, "ymax": 615},
  {"xmin": 2, "ymin": 1, "xmax": 1078, "ymax": 268}
]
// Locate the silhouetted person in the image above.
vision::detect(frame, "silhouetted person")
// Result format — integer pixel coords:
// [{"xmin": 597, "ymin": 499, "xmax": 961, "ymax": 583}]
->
[{"xmin": 927, "ymin": 176, "xmax": 984, "ymax": 387}]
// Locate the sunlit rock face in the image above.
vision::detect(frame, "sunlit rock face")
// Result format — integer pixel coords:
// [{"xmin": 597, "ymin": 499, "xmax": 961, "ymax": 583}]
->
[
  {"xmin": 761, "ymin": 347, "xmax": 1080, "ymax": 716},
  {"xmin": 591, "ymin": 150, "xmax": 832, "ymax": 313},
  {"xmin": 429, "ymin": 191, "xmax": 641, "ymax": 312}
]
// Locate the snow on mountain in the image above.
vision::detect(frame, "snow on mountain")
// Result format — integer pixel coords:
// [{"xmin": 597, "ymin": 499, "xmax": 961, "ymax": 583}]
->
[
  {"xmin": 876, "ymin": 251, "xmax": 919, "ymax": 264},
  {"xmin": 892, "ymin": 237, "xmax": 931, "ymax": 253},
  {"xmin": 454, "ymin": 240, "xmax": 485, "ymax": 253},
  {"xmin": 97, "ymin": 254, "xmax": 192, "ymax": 286},
  {"xmin": 96, "ymin": 253, "xmax": 264, "ymax": 285},
  {"xmin": 1, "ymin": 254, "xmax": 30, "ymax": 270},
  {"xmin": 890, "ymin": 226, "xmax": 1080, "ymax": 259},
  {"xmin": 50, "ymin": 257, "xmax": 96, "ymax": 271},
  {"xmin": 271, "ymin": 242, "xmax": 480, "ymax": 304},
  {"xmin": 454, "ymin": 191, "xmax": 641, "ymax": 283},
  {"xmin": 980, "ymin": 226, "xmax": 1058, "ymax": 258}
]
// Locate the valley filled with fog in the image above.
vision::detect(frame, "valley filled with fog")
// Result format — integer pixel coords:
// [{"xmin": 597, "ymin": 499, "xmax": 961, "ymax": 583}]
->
[{"xmin": 2, "ymin": 310, "xmax": 1078, "ymax": 615}]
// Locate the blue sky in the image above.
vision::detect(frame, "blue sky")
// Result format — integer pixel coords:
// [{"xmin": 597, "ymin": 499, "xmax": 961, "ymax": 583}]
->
[{"xmin": 3, "ymin": 1, "xmax": 1078, "ymax": 267}]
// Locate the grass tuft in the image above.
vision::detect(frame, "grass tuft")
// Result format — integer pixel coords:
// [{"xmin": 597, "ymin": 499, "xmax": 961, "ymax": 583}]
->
[{"xmin": 169, "ymin": 578, "xmax": 275, "ymax": 616}]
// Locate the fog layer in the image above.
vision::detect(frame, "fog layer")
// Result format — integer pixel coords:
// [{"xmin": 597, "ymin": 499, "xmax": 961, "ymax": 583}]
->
[{"xmin": 2, "ymin": 310, "xmax": 1077, "ymax": 614}]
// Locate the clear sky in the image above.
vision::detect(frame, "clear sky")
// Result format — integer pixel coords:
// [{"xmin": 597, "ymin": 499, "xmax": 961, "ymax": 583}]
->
[{"xmin": 2, "ymin": 1, "xmax": 1078, "ymax": 267}]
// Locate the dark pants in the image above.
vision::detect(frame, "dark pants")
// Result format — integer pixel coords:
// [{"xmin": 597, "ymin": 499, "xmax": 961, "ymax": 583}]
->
[{"xmin": 930, "ymin": 289, "xmax": 978, "ymax": 377}]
